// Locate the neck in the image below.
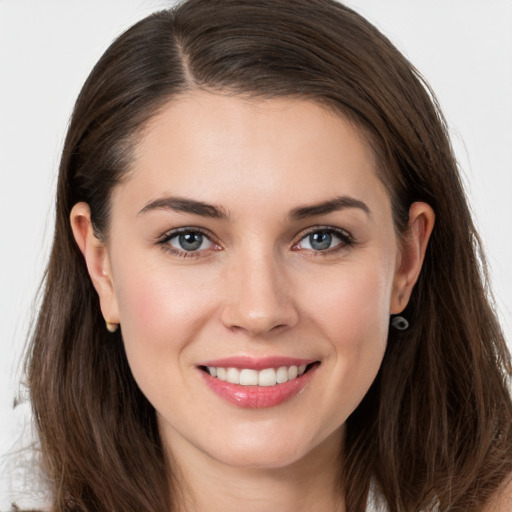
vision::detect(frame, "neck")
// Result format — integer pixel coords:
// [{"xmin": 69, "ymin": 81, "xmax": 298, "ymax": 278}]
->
[{"xmin": 166, "ymin": 429, "xmax": 346, "ymax": 512}]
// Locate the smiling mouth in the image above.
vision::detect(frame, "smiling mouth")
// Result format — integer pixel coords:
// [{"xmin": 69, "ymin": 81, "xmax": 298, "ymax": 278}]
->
[{"xmin": 199, "ymin": 363, "xmax": 318, "ymax": 387}]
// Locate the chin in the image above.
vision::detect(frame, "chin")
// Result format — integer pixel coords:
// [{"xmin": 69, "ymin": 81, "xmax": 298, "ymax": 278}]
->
[
  {"xmin": 201, "ymin": 422, "xmax": 343, "ymax": 471},
  {"xmin": 210, "ymin": 446, "xmax": 308, "ymax": 471}
]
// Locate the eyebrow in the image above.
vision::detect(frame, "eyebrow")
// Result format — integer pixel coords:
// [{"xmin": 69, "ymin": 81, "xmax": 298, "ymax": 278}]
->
[
  {"xmin": 289, "ymin": 195, "xmax": 371, "ymax": 220},
  {"xmin": 138, "ymin": 196, "xmax": 228, "ymax": 219},
  {"xmin": 138, "ymin": 194, "xmax": 370, "ymax": 221}
]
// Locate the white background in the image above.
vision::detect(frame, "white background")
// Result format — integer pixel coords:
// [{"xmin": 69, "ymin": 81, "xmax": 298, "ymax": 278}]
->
[{"xmin": 1, "ymin": 1, "xmax": 511, "ymax": 509}]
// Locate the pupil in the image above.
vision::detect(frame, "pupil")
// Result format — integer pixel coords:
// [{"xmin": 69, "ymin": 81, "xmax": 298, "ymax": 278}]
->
[
  {"xmin": 310, "ymin": 232, "xmax": 331, "ymax": 250},
  {"xmin": 179, "ymin": 232, "xmax": 202, "ymax": 251}
]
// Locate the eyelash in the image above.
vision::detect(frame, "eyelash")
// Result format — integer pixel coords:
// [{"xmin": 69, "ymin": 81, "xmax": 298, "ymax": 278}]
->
[
  {"xmin": 291, "ymin": 226, "xmax": 355, "ymax": 256},
  {"xmin": 157, "ymin": 226, "xmax": 355, "ymax": 258},
  {"xmin": 157, "ymin": 227, "xmax": 220, "ymax": 258}
]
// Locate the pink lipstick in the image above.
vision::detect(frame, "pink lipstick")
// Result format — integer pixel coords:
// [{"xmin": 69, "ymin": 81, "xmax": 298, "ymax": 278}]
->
[{"xmin": 197, "ymin": 357, "xmax": 319, "ymax": 408}]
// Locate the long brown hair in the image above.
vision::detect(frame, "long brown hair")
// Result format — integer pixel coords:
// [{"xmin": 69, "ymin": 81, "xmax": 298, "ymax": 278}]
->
[{"xmin": 26, "ymin": 1, "xmax": 512, "ymax": 510}]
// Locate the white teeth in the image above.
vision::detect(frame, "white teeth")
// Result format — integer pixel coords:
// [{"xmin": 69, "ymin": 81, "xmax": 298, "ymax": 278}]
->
[
  {"xmin": 240, "ymin": 369, "xmax": 258, "ymax": 385},
  {"xmin": 258, "ymin": 368, "xmax": 277, "ymax": 386},
  {"xmin": 206, "ymin": 364, "xmax": 311, "ymax": 386},
  {"xmin": 276, "ymin": 366, "xmax": 289, "ymax": 383},
  {"xmin": 226, "ymin": 367, "xmax": 240, "ymax": 384}
]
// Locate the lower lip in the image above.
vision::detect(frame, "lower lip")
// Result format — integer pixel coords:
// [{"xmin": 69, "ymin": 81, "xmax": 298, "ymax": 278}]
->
[{"xmin": 199, "ymin": 365, "xmax": 318, "ymax": 408}]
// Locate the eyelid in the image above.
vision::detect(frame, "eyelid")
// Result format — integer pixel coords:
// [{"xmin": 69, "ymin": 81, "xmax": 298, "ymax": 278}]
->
[
  {"xmin": 292, "ymin": 225, "xmax": 355, "ymax": 252},
  {"xmin": 157, "ymin": 226, "xmax": 222, "ymax": 257},
  {"xmin": 157, "ymin": 226, "xmax": 214, "ymax": 242},
  {"xmin": 156, "ymin": 225, "xmax": 354, "ymax": 258}
]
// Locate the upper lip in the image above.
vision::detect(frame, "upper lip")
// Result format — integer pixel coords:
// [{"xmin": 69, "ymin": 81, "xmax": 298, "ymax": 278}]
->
[{"xmin": 197, "ymin": 356, "xmax": 318, "ymax": 370}]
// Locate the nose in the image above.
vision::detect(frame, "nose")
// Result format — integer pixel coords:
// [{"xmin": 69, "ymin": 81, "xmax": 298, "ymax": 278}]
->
[{"xmin": 220, "ymin": 251, "xmax": 299, "ymax": 336}]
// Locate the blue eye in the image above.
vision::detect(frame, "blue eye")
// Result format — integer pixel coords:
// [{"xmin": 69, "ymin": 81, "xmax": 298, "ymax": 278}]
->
[
  {"xmin": 296, "ymin": 228, "xmax": 351, "ymax": 252},
  {"xmin": 307, "ymin": 231, "xmax": 334, "ymax": 250},
  {"xmin": 165, "ymin": 230, "xmax": 216, "ymax": 253}
]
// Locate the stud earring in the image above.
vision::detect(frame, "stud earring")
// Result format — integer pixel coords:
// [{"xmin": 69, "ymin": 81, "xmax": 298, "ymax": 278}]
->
[
  {"xmin": 391, "ymin": 315, "xmax": 409, "ymax": 331},
  {"xmin": 105, "ymin": 320, "xmax": 119, "ymax": 333}
]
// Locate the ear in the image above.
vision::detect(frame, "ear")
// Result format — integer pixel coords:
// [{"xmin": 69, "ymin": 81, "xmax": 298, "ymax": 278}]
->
[
  {"xmin": 70, "ymin": 202, "xmax": 120, "ymax": 326},
  {"xmin": 390, "ymin": 202, "xmax": 435, "ymax": 314}
]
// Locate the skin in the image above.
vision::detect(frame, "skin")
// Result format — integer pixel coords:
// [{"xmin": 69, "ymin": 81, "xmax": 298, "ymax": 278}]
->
[{"xmin": 71, "ymin": 92, "xmax": 434, "ymax": 512}]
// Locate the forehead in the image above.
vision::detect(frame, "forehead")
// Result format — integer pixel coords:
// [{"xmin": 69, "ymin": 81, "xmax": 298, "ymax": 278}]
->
[{"xmin": 117, "ymin": 91, "xmax": 389, "ymax": 218}]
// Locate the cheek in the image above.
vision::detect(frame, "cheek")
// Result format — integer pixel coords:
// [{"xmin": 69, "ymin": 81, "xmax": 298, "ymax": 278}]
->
[
  {"xmin": 306, "ymin": 256, "xmax": 393, "ymax": 383},
  {"xmin": 305, "ymin": 260, "xmax": 393, "ymax": 419},
  {"xmin": 110, "ymin": 258, "xmax": 223, "ymax": 411},
  {"xmin": 305, "ymin": 257, "xmax": 394, "ymax": 344},
  {"xmin": 112, "ymin": 257, "xmax": 216, "ymax": 359}
]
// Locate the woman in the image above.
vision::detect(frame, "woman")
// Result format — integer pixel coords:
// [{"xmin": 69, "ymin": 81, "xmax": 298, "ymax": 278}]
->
[{"xmin": 23, "ymin": 0, "xmax": 512, "ymax": 510}]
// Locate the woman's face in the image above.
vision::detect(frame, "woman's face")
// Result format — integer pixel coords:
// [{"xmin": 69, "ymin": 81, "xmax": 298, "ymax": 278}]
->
[{"xmin": 77, "ymin": 92, "xmax": 428, "ymax": 471}]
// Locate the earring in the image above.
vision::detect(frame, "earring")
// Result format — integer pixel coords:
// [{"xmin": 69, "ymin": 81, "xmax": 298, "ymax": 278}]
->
[
  {"xmin": 105, "ymin": 320, "xmax": 119, "ymax": 333},
  {"xmin": 391, "ymin": 315, "xmax": 409, "ymax": 331}
]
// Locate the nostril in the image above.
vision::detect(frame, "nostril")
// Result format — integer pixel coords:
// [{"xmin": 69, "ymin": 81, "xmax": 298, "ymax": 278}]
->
[
  {"xmin": 220, "ymin": 300, "xmax": 300, "ymax": 336},
  {"xmin": 269, "ymin": 323, "xmax": 289, "ymax": 333}
]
